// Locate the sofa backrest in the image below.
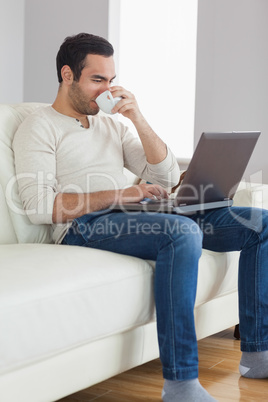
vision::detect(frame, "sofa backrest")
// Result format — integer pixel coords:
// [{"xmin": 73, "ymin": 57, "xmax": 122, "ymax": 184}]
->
[{"xmin": 0, "ymin": 103, "xmax": 53, "ymax": 244}]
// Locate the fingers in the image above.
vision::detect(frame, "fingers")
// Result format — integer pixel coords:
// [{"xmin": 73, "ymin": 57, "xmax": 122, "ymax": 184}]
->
[
  {"xmin": 110, "ymin": 86, "xmax": 139, "ymax": 117},
  {"xmin": 140, "ymin": 183, "xmax": 169, "ymax": 200},
  {"xmin": 118, "ymin": 184, "xmax": 169, "ymax": 205},
  {"xmin": 110, "ymin": 86, "xmax": 130, "ymax": 98},
  {"xmin": 112, "ymin": 97, "xmax": 133, "ymax": 114},
  {"xmin": 110, "ymin": 86, "xmax": 132, "ymax": 103}
]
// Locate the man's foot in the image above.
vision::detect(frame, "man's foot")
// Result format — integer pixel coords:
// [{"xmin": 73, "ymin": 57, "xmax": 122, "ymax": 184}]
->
[
  {"xmin": 162, "ymin": 378, "xmax": 217, "ymax": 401},
  {"xmin": 239, "ymin": 351, "xmax": 268, "ymax": 378}
]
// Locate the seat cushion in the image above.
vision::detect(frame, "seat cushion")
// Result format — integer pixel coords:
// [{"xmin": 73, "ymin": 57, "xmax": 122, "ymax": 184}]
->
[
  {"xmin": 0, "ymin": 244, "xmax": 155, "ymax": 375},
  {"xmin": 0, "ymin": 243, "xmax": 240, "ymax": 376},
  {"xmin": 196, "ymin": 249, "xmax": 239, "ymax": 306}
]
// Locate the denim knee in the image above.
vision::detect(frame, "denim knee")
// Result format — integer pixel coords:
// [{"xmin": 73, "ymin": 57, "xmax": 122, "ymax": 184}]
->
[
  {"xmin": 242, "ymin": 208, "xmax": 268, "ymax": 247},
  {"xmin": 261, "ymin": 209, "xmax": 268, "ymax": 238},
  {"xmin": 163, "ymin": 216, "xmax": 203, "ymax": 257}
]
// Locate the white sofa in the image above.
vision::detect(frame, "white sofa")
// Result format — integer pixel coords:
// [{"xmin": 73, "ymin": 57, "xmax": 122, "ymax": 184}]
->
[{"xmin": 1, "ymin": 103, "xmax": 267, "ymax": 402}]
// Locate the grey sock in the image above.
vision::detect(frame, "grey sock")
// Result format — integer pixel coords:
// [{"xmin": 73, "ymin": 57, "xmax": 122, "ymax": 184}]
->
[
  {"xmin": 162, "ymin": 378, "xmax": 217, "ymax": 402},
  {"xmin": 239, "ymin": 351, "xmax": 268, "ymax": 378}
]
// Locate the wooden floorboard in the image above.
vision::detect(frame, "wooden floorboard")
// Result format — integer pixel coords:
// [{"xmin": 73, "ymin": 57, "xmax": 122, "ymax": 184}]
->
[{"xmin": 57, "ymin": 327, "xmax": 268, "ymax": 401}]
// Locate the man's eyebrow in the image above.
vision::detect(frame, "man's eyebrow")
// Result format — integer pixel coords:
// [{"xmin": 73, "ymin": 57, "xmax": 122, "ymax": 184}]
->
[{"xmin": 91, "ymin": 74, "xmax": 116, "ymax": 82}]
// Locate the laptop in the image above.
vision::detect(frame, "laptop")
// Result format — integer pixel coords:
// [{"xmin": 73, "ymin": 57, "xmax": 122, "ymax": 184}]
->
[{"xmin": 112, "ymin": 131, "xmax": 260, "ymax": 214}]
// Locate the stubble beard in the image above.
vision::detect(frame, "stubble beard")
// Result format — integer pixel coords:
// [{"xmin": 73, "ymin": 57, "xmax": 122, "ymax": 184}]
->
[{"xmin": 69, "ymin": 81, "xmax": 99, "ymax": 116}]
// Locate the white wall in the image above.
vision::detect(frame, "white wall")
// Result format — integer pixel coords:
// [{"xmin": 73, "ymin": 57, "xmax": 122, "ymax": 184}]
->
[
  {"xmin": 108, "ymin": 0, "xmax": 121, "ymax": 78},
  {"xmin": 0, "ymin": 0, "xmax": 25, "ymax": 103},
  {"xmin": 23, "ymin": 0, "xmax": 110, "ymax": 103},
  {"xmin": 118, "ymin": 0, "xmax": 198, "ymax": 158},
  {"xmin": 2, "ymin": 0, "xmax": 268, "ymax": 184},
  {"xmin": 195, "ymin": 0, "xmax": 268, "ymax": 183},
  {"xmin": 0, "ymin": 0, "xmax": 111, "ymax": 104}
]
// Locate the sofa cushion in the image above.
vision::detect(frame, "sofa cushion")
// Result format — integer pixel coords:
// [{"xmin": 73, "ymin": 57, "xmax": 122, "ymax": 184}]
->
[
  {"xmin": 196, "ymin": 249, "xmax": 239, "ymax": 307},
  {"xmin": 0, "ymin": 244, "xmax": 155, "ymax": 375},
  {"xmin": 0, "ymin": 103, "xmax": 52, "ymax": 244},
  {"xmin": 0, "ymin": 242, "xmax": 240, "ymax": 376}
]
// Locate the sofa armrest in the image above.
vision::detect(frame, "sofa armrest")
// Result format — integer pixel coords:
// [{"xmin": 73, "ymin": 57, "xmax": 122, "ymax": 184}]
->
[
  {"xmin": 233, "ymin": 182, "xmax": 268, "ymax": 209},
  {"xmin": 251, "ymin": 183, "xmax": 268, "ymax": 209}
]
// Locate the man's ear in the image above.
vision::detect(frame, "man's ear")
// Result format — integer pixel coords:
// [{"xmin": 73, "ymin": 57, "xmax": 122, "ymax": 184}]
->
[{"xmin": 61, "ymin": 65, "xmax": 73, "ymax": 85}]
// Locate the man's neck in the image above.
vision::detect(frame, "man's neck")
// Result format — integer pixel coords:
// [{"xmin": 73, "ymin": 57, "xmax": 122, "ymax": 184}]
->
[{"xmin": 52, "ymin": 96, "xmax": 89, "ymax": 129}]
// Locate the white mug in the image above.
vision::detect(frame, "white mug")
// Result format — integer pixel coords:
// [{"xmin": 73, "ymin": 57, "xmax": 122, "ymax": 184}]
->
[{"xmin": 95, "ymin": 90, "xmax": 121, "ymax": 114}]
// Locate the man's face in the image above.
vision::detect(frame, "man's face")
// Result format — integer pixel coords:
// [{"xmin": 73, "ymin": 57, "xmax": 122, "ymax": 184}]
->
[{"xmin": 68, "ymin": 54, "xmax": 116, "ymax": 116}]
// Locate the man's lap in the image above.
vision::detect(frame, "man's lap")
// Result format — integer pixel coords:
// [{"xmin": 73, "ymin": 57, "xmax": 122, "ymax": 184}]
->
[
  {"xmin": 62, "ymin": 206, "xmax": 267, "ymax": 256},
  {"xmin": 62, "ymin": 210, "xmax": 202, "ymax": 259}
]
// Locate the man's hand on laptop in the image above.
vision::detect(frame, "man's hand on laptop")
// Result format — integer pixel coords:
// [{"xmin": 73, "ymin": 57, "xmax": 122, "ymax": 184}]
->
[{"xmin": 117, "ymin": 183, "xmax": 169, "ymax": 204}]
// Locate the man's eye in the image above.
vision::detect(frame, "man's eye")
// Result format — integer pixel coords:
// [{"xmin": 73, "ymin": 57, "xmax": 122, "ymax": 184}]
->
[{"xmin": 92, "ymin": 79, "xmax": 102, "ymax": 83}]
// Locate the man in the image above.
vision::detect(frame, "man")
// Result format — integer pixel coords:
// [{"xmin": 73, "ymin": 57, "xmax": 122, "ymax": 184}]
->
[{"xmin": 13, "ymin": 33, "xmax": 268, "ymax": 402}]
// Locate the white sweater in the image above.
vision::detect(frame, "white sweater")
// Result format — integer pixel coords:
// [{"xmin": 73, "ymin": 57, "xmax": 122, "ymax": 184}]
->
[{"xmin": 13, "ymin": 106, "xmax": 180, "ymax": 243}]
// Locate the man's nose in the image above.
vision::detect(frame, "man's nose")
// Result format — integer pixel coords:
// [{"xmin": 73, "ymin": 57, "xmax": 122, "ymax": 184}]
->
[
  {"xmin": 102, "ymin": 82, "xmax": 111, "ymax": 92},
  {"xmin": 97, "ymin": 82, "xmax": 112, "ymax": 98}
]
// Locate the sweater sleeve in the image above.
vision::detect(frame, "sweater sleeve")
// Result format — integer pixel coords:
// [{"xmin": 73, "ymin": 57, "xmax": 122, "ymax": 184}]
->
[
  {"xmin": 119, "ymin": 123, "xmax": 181, "ymax": 189},
  {"xmin": 12, "ymin": 113, "xmax": 59, "ymax": 225}
]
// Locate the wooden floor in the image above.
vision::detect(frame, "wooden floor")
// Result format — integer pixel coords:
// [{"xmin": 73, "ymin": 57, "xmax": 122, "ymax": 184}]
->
[{"xmin": 58, "ymin": 327, "xmax": 268, "ymax": 401}]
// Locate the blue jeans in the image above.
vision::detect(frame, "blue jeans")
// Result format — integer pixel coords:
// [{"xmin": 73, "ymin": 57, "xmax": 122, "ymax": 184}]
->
[{"xmin": 62, "ymin": 206, "xmax": 268, "ymax": 380}]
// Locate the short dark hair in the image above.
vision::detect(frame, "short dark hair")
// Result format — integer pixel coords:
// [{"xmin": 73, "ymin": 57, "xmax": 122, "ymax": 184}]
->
[{"xmin": 56, "ymin": 33, "xmax": 114, "ymax": 83}]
